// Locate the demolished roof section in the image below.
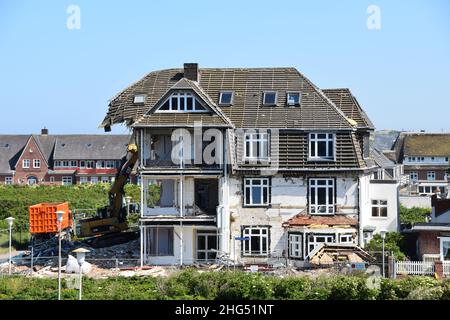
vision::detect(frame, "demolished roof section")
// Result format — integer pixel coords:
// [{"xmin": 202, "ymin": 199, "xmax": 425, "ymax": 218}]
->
[{"xmin": 101, "ymin": 67, "xmax": 357, "ymax": 130}]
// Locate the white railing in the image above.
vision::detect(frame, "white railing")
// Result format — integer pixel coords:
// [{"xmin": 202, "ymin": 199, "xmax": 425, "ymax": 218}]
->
[
  {"xmin": 444, "ymin": 261, "xmax": 450, "ymax": 276},
  {"xmin": 395, "ymin": 261, "xmax": 435, "ymax": 276}
]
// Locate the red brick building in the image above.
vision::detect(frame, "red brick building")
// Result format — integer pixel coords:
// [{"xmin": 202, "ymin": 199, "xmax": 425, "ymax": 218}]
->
[{"xmin": 0, "ymin": 130, "xmax": 136, "ymax": 185}]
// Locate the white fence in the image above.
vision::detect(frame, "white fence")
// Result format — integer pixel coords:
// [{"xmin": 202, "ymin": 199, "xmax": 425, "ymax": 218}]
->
[
  {"xmin": 394, "ymin": 261, "xmax": 435, "ymax": 276},
  {"xmin": 444, "ymin": 261, "xmax": 450, "ymax": 276}
]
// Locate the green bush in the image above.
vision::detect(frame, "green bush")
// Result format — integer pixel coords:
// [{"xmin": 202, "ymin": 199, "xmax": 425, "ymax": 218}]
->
[
  {"xmin": 0, "ymin": 271, "xmax": 449, "ymax": 300},
  {"xmin": 366, "ymin": 232, "xmax": 406, "ymax": 260},
  {"xmin": 400, "ymin": 205, "xmax": 430, "ymax": 224}
]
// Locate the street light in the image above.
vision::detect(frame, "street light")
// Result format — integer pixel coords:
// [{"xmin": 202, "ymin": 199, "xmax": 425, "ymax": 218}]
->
[
  {"xmin": 5, "ymin": 217, "xmax": 14, "ymax": 275},
  {"xmin": 56, "ymin": 210, "xmax": 64, "ymax": 300},
  {"xmin": 379, "ymin": 229, "xmax": 388, "ymax": 278},
  {"xmin": 125, "ymin": 196, "xmax": 132, "ymax": 216},
  {"xmin": 72, "ymin": 247, "xmax": 90, "ymax": 300}
]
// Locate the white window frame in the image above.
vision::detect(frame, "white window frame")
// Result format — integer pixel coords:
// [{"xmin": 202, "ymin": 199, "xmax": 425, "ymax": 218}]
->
[
  {"xmin": 309, "ymin": 178, "xmax": 335, "ymax": 215},
  {"xmin": 90, "ymin": 176, "xmax": 99, "ymax": 184},
  {"xmin": 196, "ymin": 231, "xmax": 218, "ymax": 262},
  {"xmin": 5, "ymin": 177, "xmax": 13, "ymax": 185},
  {"xmin": 79, "ymin": 176, "xmax": 88, "ymax": 184},
  {"xmin": 133, "ymin": 94, "xmax": 146, "ymax": 104},
  {"xmin": 243, "ymin": 177, "xmax": 270, "ymax": 207},
  {"xmin": 33, "ymin": 159, "xmax": 41, "ymax": 168},
  {"xmin": 371, "ymin": 200, "xmax": 388, "ymax": 217},
  {"xmin": 23, "ymin": 159, "xmax": 30, "ymax": 168},
  {"xmin": 49, "ymin": 176, "xmax": 55, "ymax": 183},
  {"xmin": 262, "ymin": 91, "xmax": 277, "ymax": 106},
  {"xmin": 410, "ymin": 171, "xmax": 418, "ymax": 181},
  {"xmin": 156, "ymin": 92, "xmax": 208, "ymax": 113},
  {"xmin": 96, "ymin": 161, "xmax": 105, "ymax": 169},
  {"xmin": 147, "ymin": 227, "xmax": 174, "ymax": 256},
  {"xmin": 242, "ymin": 226, "xmax": 269, "ymax": 256},
  {"xmin": 308, "ymin": 234, "xmax": 334, "ymax": 255},
  {"xmin": 244, "ymin": 132, "xmax": 269, "ymax": 160},
  {"xmin": 308, "ymin": 133, "xmax": 335, "ymax": 161},
  {"xmin": 427, "ymin": 171, "xmax": 436, "ymax": 181},
  {"xmin": 339, "ymin": 234, "xmax": 354, "ymax": 244},
  {"xmin": 439, "ymin": 237, "xmax": 450, "ymax": 261},
  {"xmin": 286, "ymin": 92, "xmax": 301, "ymax": 106},
  {"xmin": 289, "ymin": 233, "xmax": 302, "ymax": 258},
  {"xmin": 101, "ymin": 176, "xmax": 109, "ymax": 183},
  {"xmin": 105, "ymin": 160, "xmax": 115, "ymax": 169},
  {"xmin": 218, "ymin": 91, "xmax": 234, "ymax": 106},
  {"xmin": 62, "ymin": 176, "xmax": 72, "ymax": 185}
]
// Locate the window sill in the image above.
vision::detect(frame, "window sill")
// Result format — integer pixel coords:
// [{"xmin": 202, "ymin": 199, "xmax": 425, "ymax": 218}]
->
[{"xmin": 308, "ymin": 157, "xmax": 336, "ymax": 162}]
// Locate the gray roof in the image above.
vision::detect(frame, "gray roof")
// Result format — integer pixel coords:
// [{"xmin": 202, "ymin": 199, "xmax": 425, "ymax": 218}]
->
[
  {"xmin": 0, "ymin": 135, "xmax": 29, "ymax": 174},
  {"xmin": 101, "ymin": 67, "xmax": 356, "ymax": 130},
  {"xmin": 370, "ymin": 146, "xmax": 396, "ymax": 169},
  {"xmin": 53, "ymin": 135, "xmax": 132, "ymax": 160},
  {"xmin": 0, "ymin": 134, "xmax": 132, "ymax": 173}
]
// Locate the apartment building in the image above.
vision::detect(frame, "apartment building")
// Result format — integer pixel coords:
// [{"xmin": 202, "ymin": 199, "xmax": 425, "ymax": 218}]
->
[{"xmin": 101, "ymin": 63, "xmax": 398, "ymax": 266}]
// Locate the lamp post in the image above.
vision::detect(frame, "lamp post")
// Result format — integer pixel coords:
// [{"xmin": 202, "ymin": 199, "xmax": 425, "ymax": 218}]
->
[
  {"xmin": 125, "ymin": 196, "xmax": 132, "ymax": 216},
  {"xmin": 5, "ymin": 217, "xmax": 14, "ymax": 275},
  {"xmin": 72, "ymin": 248, "xmax": 90, "ymax": 300},
  {"xmin": 56, "ymin": 210, "xmax": 64, "ymax": 300},
  {"xmin": 380, "ymin": 229, "xmax": 388, "ymax": 278}
]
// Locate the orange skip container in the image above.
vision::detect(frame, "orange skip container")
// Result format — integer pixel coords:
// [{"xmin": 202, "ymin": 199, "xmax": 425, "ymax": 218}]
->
[{"xmin": 29, "ymin": 202, "xmax": 73, "ymax": 234}]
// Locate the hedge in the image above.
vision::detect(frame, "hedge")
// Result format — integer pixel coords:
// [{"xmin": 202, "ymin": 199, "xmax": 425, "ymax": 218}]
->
[{"xmin": 1, "ymin": 270, "xmax": 450, "ymax": 300}]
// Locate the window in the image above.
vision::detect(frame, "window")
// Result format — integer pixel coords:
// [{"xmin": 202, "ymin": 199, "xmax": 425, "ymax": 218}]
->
[
  {"xmin": 308, "ymin": 234, "xmax": 334, "ymax": 255},
  {"xmin": 79, "ymin": 176, "xmax": 88, "ymax": 184},
  {"xmin": 244, "ymin": 178, "xmax": 270, "ymax": 206},
  {"xmin": 372, "ymin": 200, "xmax": 388, "ymax": 217},
  {"xmin": 262, "ymin": 91, "xmax": 277, "ymax": 105},
  {"xmin": 106, "ymin": 160, "xmax": 115, "ymax": 169},
  {"xmin": 418, "ymin": 185, "xmax": 445, "ymax": 195},
  {"xmin": 33, "ymin": 159, "xmax": 41, "ymax": 168},
  {"xmin": 49, "ymin": 176, "xmax": 55, "ymax": 183},
  {"xmin": 101, "ymin": 176, "xmax": 109, "ymax": 183},
  {"xmin": 90, "ymin": 176, "xmax": 98, "ymax": 184},
  {"xmin": 5, "ymin": 177, "xmax": 12, "ymax": 185},
  {"xmin": 244, "ymin": 132, "xmax": 269, "ymax": 160},
  {"xmin": 410, "ymin": 171, "xmax": 418, "ymax": 181},
  {"xmin": 339, "ymin": 234, "xmax": 354, "ymax": 244},
  {"xmin": 23, "ymin": 159, "xmax": 30, "ymax": 168},
  {"xmin": 96, "ymin": 161, "xmax": 105, "ymax": 169},
  {"xmin": 62, "ymin": 176, "xmax": 72, "ymax": 185},
  {"xmin": 133, "ymin": 94, "xmax": 146, "ymax": 104},
  {"xmin": 427, "ymin": 171, "xmax": 436, "ymax": 181},
  {"xmin": 219, "ymin": 91, "xmax": 233, "ymax": 105},
  {"xmin": 158, "ymin": 92, "xmax": 207, "ymax": 112},
  {"xmin": 440, "ymin": 237, "xmax": 450, "ymax": 261},
  {"xmin": 309, "ymin": 133, "xmax": 335, "ymax": 160},
  {"xmin": 84, "ymin": 161, "xmax": 95, "ymax": 169},
  {"xmin": 286, "ymin": 92, "xmax": 300, "ymax": 106},
  {"xmin": 309, "ymin": 178, "xmax": 335, "ymax": 214},
  {"xmin": 242, "ymin": 226, "xmax": 269, "ymax": 256},
  {"xmin": 446, "ymin": 157, "xmax": 449, "ymax": 162},
  {"xmin": 196, "ymin": 232, "xmax": 217, "ymax": 261},
  {"xmin": 289, "ymin": 234, "xmax": 302, "ymax": 258},
  {"xmin": 55, "ymin": 160, "xmax": 77, "ymax": 168},
  {"xmin": 27, "ymin": 176, "xmax": 37, "ymax": 185},
  {"xmin": 148, "ymin": 227, "xmax": 174, "ymax": 256}
]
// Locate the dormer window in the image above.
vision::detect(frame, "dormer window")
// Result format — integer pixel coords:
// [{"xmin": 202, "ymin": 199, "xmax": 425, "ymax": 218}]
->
[
  {"xmin": 134, "ymin": 94, "xmax": 146, "ymax": 104},
  {"xmin": 287, "ymin": 92, "xmax": 300, "ymax": 106},
  {"xmin": 157, "ymin": 92, "xmax": 208, "ymax": 112},
  {"xmin": 263, "ymin": 91, "xmax": 277, "ymax": 106},
  {"xmin": 219, "ymin": 91, "xmax": 234, "ymax": 106},
  {"xmin": 309, "ymin": 133, "xmax": 335, "ymax": 161}
]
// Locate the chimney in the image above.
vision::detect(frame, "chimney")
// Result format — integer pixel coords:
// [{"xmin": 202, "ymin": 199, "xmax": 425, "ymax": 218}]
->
[
  {"xmin": 184, "ymin": 63, "xmax": 199, "ymax": 82},
  {"xmin": 41, "ymin": 127, "xmax": 48, "ymax": 135}
]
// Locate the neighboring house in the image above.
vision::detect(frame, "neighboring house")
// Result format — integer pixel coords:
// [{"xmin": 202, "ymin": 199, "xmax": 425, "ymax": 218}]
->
[
  {"xmin": 101, "ymin": 63, "xmax": 398, "ymax": 266},
  {"xmin": 407, "ymin": 194, "xmax": 450, "ymax": 262},
  {"xmin": 392, "ymin": 132, "xmax": 450, "ymax": 196},
  {"xmin": 0, "ymin": 129, "xmax": 133, "ymax": 185}
]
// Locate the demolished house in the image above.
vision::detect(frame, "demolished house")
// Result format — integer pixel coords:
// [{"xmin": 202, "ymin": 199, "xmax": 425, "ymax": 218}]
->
[{"xmin": 100, "ymin": 63, "xmax": 398, "ymax": 266}]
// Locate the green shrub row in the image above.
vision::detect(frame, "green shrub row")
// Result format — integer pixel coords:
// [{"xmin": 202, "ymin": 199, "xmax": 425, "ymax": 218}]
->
[{"xmin": 1, "ymin": 270, "xmax": 450, "ymax": 300}]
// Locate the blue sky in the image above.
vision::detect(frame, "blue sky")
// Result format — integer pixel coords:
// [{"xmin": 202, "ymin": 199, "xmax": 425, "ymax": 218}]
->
[{"xmin": 0, "ymin": 0, "xmax": 449, "ymax": 134}]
